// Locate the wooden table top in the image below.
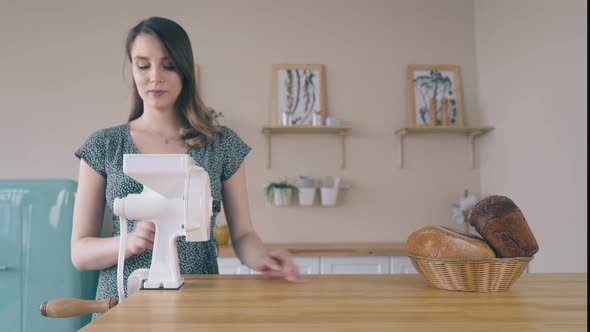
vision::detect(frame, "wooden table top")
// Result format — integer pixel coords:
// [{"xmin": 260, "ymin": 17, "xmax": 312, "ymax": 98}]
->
[
  {"xmin": 82, "ymin": 273, "xmax": 587, "ymax": 332},
  {"xmin": 217, "ymin": 242, "xmax": 408, "ymax": 257}
]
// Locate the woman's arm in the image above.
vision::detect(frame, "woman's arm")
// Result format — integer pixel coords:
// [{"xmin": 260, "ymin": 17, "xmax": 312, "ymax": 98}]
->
[
  {"xmin": 71, "ymin": 160, "xmax": 154, "ymax": 271},
  {"xmin": 222, "ymin": 162, "xmax": 304, "ymax": 282}
]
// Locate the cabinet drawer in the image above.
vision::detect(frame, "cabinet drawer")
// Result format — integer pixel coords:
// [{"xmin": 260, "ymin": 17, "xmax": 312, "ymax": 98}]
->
[
  {"xmin": 294, "ymin": 257, "xmax": 320, "ymax": 274},
  {"xmin": 391, "ymin": 256, "xmax": 418, "ymax": 274},
  {"xmin": 217, "ymin": 257, "xmax": 250, "ymax": 275},
  {"xmin": 321, "ymin": 256, "xmax": 390, "ymax": 274}
]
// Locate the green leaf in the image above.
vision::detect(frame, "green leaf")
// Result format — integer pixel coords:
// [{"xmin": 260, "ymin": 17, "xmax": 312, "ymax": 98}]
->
[{"xmin": 264, "ymin": 179, "xmax": 296, "ymax": 199}]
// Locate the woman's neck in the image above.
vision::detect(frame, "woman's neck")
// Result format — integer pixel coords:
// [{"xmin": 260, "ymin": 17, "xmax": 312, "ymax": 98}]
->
[{"xmin": 136, "ymin": 107, "xmax": 184, "ymax": 137}]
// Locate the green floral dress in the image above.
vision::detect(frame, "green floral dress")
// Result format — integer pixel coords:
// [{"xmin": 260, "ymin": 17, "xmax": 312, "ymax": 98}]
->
[{"xmin": 75, "ymin": 123, "xmax": 250, "ymax": 319}]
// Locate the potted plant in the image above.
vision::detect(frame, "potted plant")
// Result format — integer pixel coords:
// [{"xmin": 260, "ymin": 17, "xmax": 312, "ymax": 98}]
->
[{"xmin": 265, "ymin": 179, "xmax": 296, "ymax": 206}]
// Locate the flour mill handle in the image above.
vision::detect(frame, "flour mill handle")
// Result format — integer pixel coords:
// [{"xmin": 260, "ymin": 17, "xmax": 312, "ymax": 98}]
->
[{"xmin": 40, "ymin": 298, "xmax": 118, "ymax": 318}]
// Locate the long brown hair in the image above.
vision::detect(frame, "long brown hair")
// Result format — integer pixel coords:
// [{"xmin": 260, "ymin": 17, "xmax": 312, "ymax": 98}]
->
[{"xmin": 125, "ymin": 17, "xmax": 222, "ymax": 147}]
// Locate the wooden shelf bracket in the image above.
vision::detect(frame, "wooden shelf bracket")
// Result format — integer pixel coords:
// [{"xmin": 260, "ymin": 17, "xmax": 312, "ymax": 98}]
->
[
  {"xmin": 394, "ymin": 126, "xmax": 494, "ymax": 169},
  {"xmin": 262, "ymin": 125, "xmax": 352, "ymax": 169}
]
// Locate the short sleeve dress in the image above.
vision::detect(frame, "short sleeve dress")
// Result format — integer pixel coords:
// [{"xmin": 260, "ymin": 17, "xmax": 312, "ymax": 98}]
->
[{"xmin": 75, "ymin": 123, "xmax": 250, "ymax": 319}]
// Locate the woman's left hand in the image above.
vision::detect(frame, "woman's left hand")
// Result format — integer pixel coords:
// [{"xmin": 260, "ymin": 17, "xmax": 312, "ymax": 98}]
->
[{"xmin": 254, "ymin": 249, "xmax": 306, "ymax": 283}]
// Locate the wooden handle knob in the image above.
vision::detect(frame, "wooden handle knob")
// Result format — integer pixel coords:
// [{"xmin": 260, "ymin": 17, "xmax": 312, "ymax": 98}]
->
[{"xmin": 40, "ymin": 298, "xmax": 117, "ymax": 318}]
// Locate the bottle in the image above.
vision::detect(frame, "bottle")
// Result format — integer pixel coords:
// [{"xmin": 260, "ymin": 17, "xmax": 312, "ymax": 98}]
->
[{"xmin": 312, "ymin": 112, "xmax": 323, "ymax": 126}]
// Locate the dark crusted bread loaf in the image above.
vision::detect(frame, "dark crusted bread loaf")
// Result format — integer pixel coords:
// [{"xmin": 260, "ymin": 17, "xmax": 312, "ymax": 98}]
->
[
  {"xmin": 406, "ymin": 225, "xmax": 496, "ymax": 259},
  {"xmin": 469, "ymin": 195, "xmax": 539, "ymax": 258}
]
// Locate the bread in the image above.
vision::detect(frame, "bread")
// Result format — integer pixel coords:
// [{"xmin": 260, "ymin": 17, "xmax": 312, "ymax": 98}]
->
[
  {"xmin": 406, "ymin": 225, "xmax": 496, "ymax": 259},
  {"xmin": 469, "ymin": 195, "xmax": 539, "ymax": 258}
]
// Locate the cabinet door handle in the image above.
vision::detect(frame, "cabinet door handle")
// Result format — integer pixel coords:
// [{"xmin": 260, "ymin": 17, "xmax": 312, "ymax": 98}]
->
[{"xmin": 0, "ymin": 266, "xmax": 7, "ymax": 271}]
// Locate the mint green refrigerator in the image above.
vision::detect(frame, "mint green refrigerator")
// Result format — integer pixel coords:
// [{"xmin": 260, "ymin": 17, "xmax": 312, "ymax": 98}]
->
[{"xmin": 0, "ymin": 179, "xmax": 98, "ymax": 331}]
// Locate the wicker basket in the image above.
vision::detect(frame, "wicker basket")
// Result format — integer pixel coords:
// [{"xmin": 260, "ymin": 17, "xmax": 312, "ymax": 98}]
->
[{"xmin": 409, "ymin": 255, "xmax": 533, "ymax": 292}]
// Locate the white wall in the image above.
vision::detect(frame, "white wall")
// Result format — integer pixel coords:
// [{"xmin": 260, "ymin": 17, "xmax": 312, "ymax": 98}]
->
[{"xmin": 474, "ymin": 0, "xmax": 587, "ymax": 272}]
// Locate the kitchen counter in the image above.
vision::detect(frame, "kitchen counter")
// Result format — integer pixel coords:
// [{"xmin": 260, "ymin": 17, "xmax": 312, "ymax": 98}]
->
[
  {"xmin": 82, "ymin": 273, "xmax": 587, "ymax": 331},
  {"xmin": 218, "ymin": 242, "xmax": 408, "ymax": 257}
]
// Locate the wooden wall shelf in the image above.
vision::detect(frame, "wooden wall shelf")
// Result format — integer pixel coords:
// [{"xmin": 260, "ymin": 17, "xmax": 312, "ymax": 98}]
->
[
  {"xmin": 394, "ymin": 126, "xmax": 495, "ymax": 168},
  {"xmin": 262, "ymin": 125, "xmax": 352, "ymax": 169}
]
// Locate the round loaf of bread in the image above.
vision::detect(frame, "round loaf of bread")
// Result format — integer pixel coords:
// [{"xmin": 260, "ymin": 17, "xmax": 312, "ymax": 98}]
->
[
  {"xmin": 406, "ymin": 226, "xmax": 496, "ymax": 259},
  {"xmin": 469, "ymin": 195, "xmax": 539, "ymax": 257}
]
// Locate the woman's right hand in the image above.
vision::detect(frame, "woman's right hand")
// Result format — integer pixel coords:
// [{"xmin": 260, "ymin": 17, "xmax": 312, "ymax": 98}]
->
[{"xmin": 125, "ymin": 220, "xmax": 155, "ymax": 258}]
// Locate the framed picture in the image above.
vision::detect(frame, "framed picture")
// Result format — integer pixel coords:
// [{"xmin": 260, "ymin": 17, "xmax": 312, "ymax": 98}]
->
[
  {"xmin": 271, "ymin": 64, "xmax": 326, "ymax": 126},
  {"xmin": 406, "ymin": 65, "xmax": 464, "ymax": 127}
]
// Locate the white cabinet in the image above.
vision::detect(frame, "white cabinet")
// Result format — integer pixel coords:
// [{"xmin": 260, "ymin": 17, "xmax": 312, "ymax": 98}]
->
[
  {"xmin": 217, "ymin": 255, "xmax": 528, "ymax": 275},
  {"xmin": 217, "ymin": 257, "xmax": 321, "ymax": 275},
  {"xmin": 218, "ymin": 256, "xmax": 416, "ymax": 275},
  {"xmin": 321, "ymin": 256, "xmax": 390, "ymax": 274},
  {"xmin": 294, "ymin": 257, "xmax": 321, "ymax": 274},
  {"xmin": 390, "ymin": 256, "xmax": 418, "ymax": 274},
  {"xmin": 217, "ymin": 257, "xmax": 250, "ymax": 275}
]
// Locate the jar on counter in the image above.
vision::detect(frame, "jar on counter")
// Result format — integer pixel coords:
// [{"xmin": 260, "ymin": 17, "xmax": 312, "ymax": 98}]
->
[{"xmin": 214, "ymin": 224, "xmax": 230, "ymax": 245}]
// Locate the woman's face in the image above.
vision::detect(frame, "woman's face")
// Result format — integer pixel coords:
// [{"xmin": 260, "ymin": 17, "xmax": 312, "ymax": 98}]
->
[{"xmin": 130, "ymin": 33, "xmax": 182, "ymax": 112}]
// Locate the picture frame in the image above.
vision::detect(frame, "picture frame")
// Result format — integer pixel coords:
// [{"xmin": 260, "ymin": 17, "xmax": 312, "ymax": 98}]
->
[
  {"xmin": 271, "ymin": 64, "xmax": 326, "ymax": 126},
  {"xmin": 406, "ymin": 64, "xmax": 464, "ymax": 127}
]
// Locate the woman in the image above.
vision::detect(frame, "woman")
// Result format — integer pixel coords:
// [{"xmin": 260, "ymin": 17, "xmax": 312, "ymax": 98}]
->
[{"xmin": 71, "ymin": 17, "xmax": 304, "ymax": 316}]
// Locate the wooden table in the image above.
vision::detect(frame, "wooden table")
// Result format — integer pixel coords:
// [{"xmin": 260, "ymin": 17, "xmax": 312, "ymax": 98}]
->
[{"xmin": 82, "ymin": 273, "xmax": 587, "ymax": 331}]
